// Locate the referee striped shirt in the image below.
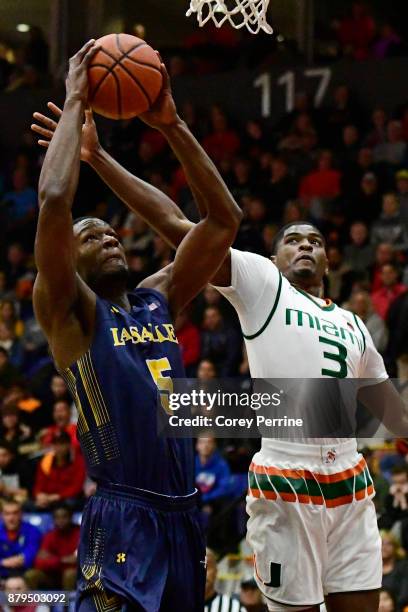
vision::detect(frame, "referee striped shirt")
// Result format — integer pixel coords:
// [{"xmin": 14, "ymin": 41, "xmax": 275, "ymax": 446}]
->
[{"xmin": 204, "ymin": 593, "xmax": 245, "ymax": 612}]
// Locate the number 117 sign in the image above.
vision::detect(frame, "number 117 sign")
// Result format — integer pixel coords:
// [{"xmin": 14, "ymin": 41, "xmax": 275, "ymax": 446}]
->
[{"xmin": 254, "ymin": 67, "xmax": 332, "ymax": 117}]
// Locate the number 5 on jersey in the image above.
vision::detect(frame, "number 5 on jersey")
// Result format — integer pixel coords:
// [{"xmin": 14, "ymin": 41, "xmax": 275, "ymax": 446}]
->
[{"xmin": 146, "ymin": 358, "xmax": 173, "ymax": 415}]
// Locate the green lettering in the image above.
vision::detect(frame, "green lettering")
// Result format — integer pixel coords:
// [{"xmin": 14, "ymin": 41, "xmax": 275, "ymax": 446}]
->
[{"xmin": 285, "ymin": 309, "xmax": 314, "ymax": 328}]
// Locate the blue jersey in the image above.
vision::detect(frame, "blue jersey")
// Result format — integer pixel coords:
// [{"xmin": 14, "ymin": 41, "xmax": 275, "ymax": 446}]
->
[{"xmin": 61, "ymin": 288, "xmax": 194, "ymax": 496}]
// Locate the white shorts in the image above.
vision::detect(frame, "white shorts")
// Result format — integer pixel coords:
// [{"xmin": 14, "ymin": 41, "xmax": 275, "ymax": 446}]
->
[{"xmin": 246, "ymin": 439, "xmax": 381, "ymax": 609}]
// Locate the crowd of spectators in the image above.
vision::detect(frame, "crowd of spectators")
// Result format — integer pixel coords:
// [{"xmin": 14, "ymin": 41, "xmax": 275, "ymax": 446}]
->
[
  {"xmin": 0, "ymin": 26, "xmax": 49, "ymax": 93},
  {"xmin": 313, "ymin": 1, "xmax": 408, "ymax": 64},
  {"xmin": 329, "ymin": 2, "xmax": 408, "ymax": 62},
  {"xmin": 0, "ymin": 26, "xmax": 407, "ymax": 609},
  {"xmin": 1, "ymin": 2, "xmax": 408, "ymax": 91}
]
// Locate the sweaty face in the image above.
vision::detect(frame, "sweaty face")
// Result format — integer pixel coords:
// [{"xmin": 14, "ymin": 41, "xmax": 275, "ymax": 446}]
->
[
  {"xmin": 74, "ymin": 219, "xmax": 129, "ymax": 288},
  {"xmin": 274, "ymin": 225, "xmax": 328, "ymax": 287}
]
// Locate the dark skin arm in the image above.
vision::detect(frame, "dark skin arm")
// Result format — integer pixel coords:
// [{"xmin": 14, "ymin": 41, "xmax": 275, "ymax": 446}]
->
[
  {"xmin": 31, "ymin": 65, "xmax": 233, "ymax": 287},
  {"xmin": 34, "ymin": 52, "xmax": 239, "ymax": 369},
  {"xmin": 358, "ymin": 379, "xmax": 408, "ymax": 436},
  {"xmin": 33, "ymin": 40, "xmax": 100, "ymax": 369},
  {"xmin": 136, "ymin": 66, "xmax": 242, "ymax": 314}
]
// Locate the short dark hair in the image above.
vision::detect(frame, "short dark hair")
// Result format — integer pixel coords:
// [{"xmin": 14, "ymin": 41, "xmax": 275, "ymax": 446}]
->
[
  {"xmin": 271, "ymin": 222, "xmax": 324, "ymax": 255},
  {"xmin": 1, "ymin": 498, "xmax": 21, "ymax": 510},
  {"xmin": 73, "ymin": 216, "xmax": 97, "ymax": 227},
  {"xmin": 391, "ymin": 465, "xmax": 408, "ymax": 476},
  {"xmin": 53, "ymin": 399, "xmax": 71, "ymax": 409},
  {"xmin": 381, "ymin": 262, "xmax": 401, "ymax": 280},
  {"xmin": 53, "ymin": 502, "xmax": 73, "ymax": 516},
  {"xmin": 241, "ymin": 578, "xmax": 258, "ymax": 590}
]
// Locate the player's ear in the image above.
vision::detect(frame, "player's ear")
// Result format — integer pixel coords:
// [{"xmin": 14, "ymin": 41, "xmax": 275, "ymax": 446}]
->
[{"xmin": 270, "ymin": 255, "xmax": 276, "ymax": 263}]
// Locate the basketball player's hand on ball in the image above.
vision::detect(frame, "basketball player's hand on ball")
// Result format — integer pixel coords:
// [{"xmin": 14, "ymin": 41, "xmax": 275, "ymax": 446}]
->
[
  {"xmin": 139, "ymin": 55, "xmax": 179, "ymax": 130},
  {"xmin": 32, "ymin": 103, "xmax": 100, "ymax": 163},
  {"xmin": 65, "ymin": 39, "xmax": 101, "ymax": 104}
]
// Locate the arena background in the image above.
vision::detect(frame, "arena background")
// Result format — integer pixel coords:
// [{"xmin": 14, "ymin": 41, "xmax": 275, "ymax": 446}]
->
[{"xmin": 0, "ymin": 1, "xmax": 407, "ymax": 610}]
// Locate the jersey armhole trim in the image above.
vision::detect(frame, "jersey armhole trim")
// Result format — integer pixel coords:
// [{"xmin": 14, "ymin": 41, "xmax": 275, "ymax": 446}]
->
[
  {"xmin": 243, "ymin": 272, "xmax": 282, "ymax": 340},
  {"xmin": 353, "ymin": 313, "xmax": 366, "ymax": 355}
]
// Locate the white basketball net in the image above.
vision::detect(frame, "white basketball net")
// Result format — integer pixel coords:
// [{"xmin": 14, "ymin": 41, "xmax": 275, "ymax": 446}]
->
[{"xmin": 186, "ymin": 0, "xmax": 273, "ymax": 35}]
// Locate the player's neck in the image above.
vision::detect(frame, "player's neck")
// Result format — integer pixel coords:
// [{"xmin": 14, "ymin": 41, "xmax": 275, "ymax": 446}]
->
[
  {"xmin": 291, "ymin": 281, "xmax": 323, "ymax": 298},
  {"xmin": 103, "ymin": 290, "xmax": 131, "ymax": 311},
  {"xmin": 93, "ymin": 277, "xmax": 131, "ymax": 311}
]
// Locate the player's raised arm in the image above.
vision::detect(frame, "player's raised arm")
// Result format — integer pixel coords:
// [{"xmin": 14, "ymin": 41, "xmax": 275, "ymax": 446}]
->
[
  {"xmin": 34, "ymin": 40, "xmax": 99, "ymax": 354},
  {"xmin": 358, "ymin": 379, "xmax": 408, "ymax": 436},
  {"xmin": 32, "ymin": 60, "xmax": 236, "ymax": 288},
  {"xmin": 32, "ymin": 102, "xmax": 193, "ymax": 249},
  {"xmin": 139, "ymin": 64, "xmax": 242, "ymax": 315}
]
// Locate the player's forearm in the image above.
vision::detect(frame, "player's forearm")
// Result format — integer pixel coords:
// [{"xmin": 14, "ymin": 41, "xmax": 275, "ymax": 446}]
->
[
  {"xmin": 358, "ymin": 380, "xmax": 408, "ymax": 436},
  {"xmin": 160, "ymin": 119, "xmax": 242, "ymax": 226},
  {"xmin": 89, "ymin": 146, "xmax": 192, "ymax": 248},
  {"xmin": 38, "ymin": 97, "xmax": 83, "ymax": 209}
]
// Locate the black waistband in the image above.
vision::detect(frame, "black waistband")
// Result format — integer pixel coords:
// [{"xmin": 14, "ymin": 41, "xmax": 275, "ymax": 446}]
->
[{"xmin": 95, "ymin": 482, "xmax": 199, "ymax": 511}]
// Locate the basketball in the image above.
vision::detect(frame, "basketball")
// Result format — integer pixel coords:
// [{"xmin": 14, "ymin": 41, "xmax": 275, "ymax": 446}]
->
[{"xmin": 88, "ymin": 33, "xmax": 163, "ymax": 120}]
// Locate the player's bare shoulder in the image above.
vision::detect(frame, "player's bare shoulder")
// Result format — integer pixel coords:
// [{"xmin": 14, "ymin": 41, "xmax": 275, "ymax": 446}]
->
[
  {"xmin": 137, "ymin": 264, "xmax": 173, "ymax": 296},
  {"xmin": 33, "ymin": 272, "xmax": 96, "ymax": 370}
]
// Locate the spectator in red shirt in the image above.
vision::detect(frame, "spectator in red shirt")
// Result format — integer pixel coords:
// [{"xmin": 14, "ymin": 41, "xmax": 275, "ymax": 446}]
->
[
  {"xmin": 25, "ymin": 504, "xmax": 80, "ymax": 591},
  {"xmin": 338, "ymin": 2, "xmax": 376, "ymax": 61},
  {"xmin": 371, "ymin": 263, "xmax": 407, "ymax": 320},
  {"xmin": 299, "ymin": 150, "xmax": 342, "ymax": 207},
  {"xmin": 364, "ymin": 108, "xmax": 387, "ymax": 148},
  {"xmin": 202, "ymin": 106, "xmax": 240, "ymax": 163},
  {"xmin": 33, "ymin": 432, "xmax": 85, "ymax": 511},
  {"xmin": 175, "ymin": 310, "xmax": 201, "ymax": 376},
  {"xmin": 39, "ymin": 400, "xmax": 78, "ymax": 450},
  {"xmin": 371, "ymin": 243, "xmax": 396, "ymax": 292}
]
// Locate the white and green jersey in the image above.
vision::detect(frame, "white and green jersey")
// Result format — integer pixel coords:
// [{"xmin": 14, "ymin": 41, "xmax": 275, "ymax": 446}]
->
[{"xmin": 215, "ymin": 249, "xmax": 388, "ymax": 444}]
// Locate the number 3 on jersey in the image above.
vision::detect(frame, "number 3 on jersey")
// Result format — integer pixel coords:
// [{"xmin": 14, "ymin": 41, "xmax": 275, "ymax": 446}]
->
[
  {"xmin": 146, "ymin": 358, "xmax": 173, "ymax": 415},
  {"xmin": 319, "ymin": 336, "xmax": 348, "ymax": 378}
]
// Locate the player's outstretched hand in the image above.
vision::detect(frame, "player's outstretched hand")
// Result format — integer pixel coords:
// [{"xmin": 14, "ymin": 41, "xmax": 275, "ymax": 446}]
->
[
  {"xmin": 31, "ymin": 102, "xmax": 100, "ymax": 163},
  {"xmin": 66, "ymin": 39, "xmax": 100, "ymax": 104},
  {"xmin": 139, "ymin": 55, "xmax": 179, "ymax": 130}
]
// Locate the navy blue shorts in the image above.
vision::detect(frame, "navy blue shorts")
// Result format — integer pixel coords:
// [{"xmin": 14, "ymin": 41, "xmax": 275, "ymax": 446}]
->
[{"xmin": 76, "ymin": 484, "xmax": 206, "ymax": 612}]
